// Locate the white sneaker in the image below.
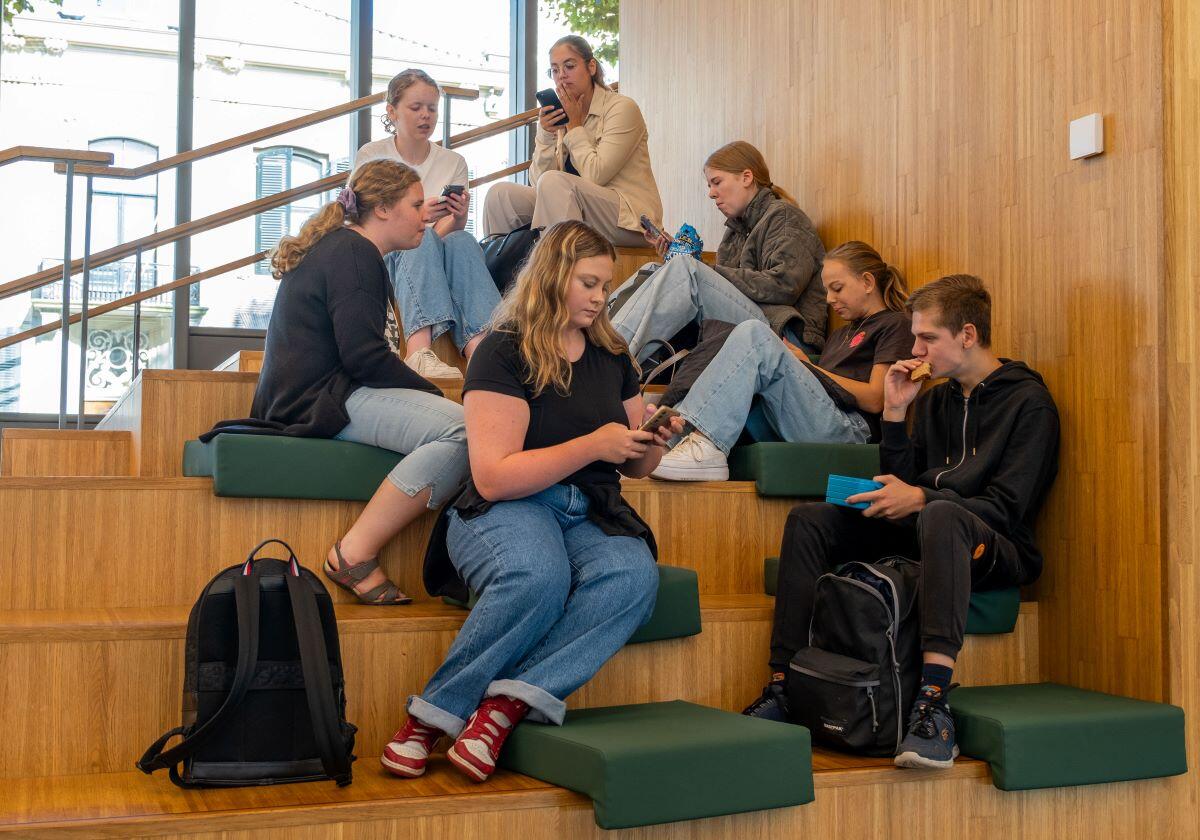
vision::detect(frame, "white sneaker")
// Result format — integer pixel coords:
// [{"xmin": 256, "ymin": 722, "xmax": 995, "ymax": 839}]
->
[
  {"xmin": 651, "ymin": 432, "xmax": 729, "ymax": 481},
  {"xmin": 404, "ymin": 347, "xmax": 462, "ymax": 380}
]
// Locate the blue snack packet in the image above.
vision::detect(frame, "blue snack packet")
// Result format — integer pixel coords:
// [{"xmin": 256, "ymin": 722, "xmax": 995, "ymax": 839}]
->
[
  {"xmin": 664, "ymin": 223, "xmax": 704, "ymax": 262},
  {"xmin": 825, "ymin": 474, "xmax": 884, "ymax": 510}
]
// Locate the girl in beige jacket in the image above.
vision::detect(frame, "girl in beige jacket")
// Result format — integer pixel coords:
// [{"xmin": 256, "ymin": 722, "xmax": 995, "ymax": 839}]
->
[{"xmin": 483, "ymin": 36, "xmax": 663, "ymax": 248}]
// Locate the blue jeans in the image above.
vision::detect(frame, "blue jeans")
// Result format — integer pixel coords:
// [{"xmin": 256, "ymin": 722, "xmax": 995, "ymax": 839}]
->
[
  {"xmin": 335, "ymin": 386, "xmax": 469, "ymax": 508},
  {"xmin": 609, "ymin": 255, "xmax": 769, "ymax": 363},
  {"xmin": 674, "ymin": 320, "xmax": 871, "ymax": 453},
  {"xmin": 409, "ymin": 484, "xmax": 659, "ymax": 735},
  {"xmin": 385, "ymin": 229, "xmax": 501, "ymax": 351}
]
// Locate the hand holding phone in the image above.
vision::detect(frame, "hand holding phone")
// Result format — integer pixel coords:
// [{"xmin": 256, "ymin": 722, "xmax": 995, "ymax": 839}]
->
[
  {"xmin": 535, "ymin": 88, "xmax": 569, "ymax": 129},
  {"xmin": 640, "ymin": 405, "xmax": 681, "ymax": 434},
  {"xmin": 441, "ymin": 184, "xmax": 465, "ymax": 198}
]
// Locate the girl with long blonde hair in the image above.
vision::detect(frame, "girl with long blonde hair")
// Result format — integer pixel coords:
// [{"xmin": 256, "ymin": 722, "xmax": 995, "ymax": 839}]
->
[
  {"xmin": 233, "ymin": 158, "xmax": 470, "ymax": 605},
  {"xmin": 652, "ymin": 241, "xmax": 912, "ymax": 482},
  {"xmin": 380, "ymin": 221, "xmax": 684, "ymax": 783},
  {"xmin": 611, "ymin": 139, "xmax": 828, "ymax": 361}
]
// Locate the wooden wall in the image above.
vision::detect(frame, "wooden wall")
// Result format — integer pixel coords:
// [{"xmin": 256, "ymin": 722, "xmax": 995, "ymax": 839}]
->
[{"xmin": 621, "ymin": 1, "xmax": 1166, "ymax": 702}]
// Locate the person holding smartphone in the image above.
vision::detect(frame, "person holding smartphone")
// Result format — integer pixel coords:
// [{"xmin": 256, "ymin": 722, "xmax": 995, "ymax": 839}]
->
[
  {"xmin": 482, "ymin": 35, "xmax": 663, "ymax": 248},
  {"xmin": 354, "ymin": 69, "xmax": 500, "ymax": 380},
  {"xmin": 379, "ymin": 221, "xmax": 684, "ymax": 782}
]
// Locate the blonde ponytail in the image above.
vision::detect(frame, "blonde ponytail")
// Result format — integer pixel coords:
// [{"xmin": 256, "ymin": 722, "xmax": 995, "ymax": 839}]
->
[{"xmin": 824, "ymin": 241, "xmax": 910, "ymax": 313}]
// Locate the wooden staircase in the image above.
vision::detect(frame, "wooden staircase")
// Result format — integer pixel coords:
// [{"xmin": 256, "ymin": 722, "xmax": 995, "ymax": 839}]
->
[{"xmin": 0, "ymin": 358, "xmax": 1156, "ymax": 839}]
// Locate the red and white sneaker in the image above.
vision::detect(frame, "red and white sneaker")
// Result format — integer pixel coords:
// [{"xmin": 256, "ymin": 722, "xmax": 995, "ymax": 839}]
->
[
  {"xmin": 446, "ymin": 695, "xmax": 530, "ymax": 782},
  {"xmin": 380, "ymin": 716, "xmax": 445, "ymax": 778}
]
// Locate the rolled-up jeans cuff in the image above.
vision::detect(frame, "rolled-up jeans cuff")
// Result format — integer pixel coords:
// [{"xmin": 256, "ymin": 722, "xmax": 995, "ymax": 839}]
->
[
  {"xmin": 486, "ymin": 679, "xmax": 567, "ymax": 725},
  {"xmin": 407, "ymin": 695, "xmax": 468, "ymax": 738},
  {"xmin": 677, "ymin": 410, "xmax": 733, "ymax": 456}
]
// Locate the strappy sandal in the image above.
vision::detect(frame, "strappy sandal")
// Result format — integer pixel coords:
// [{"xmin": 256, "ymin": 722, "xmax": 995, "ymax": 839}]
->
[{"xmin": 323, "ymin": 541, "xmax": 412, "ymax": 605}]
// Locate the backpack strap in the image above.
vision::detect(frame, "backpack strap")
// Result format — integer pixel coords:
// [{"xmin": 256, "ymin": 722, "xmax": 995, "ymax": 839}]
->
[
  {"xmin": 286, "ymin": 572, "xmax": 353, "ymax": 786},
  {"xmin": 136, "ymin": 568, "xmax": 262, "ymax": 786},
  {"xmin": 639, "ymin": 343, "xmax": 691, "ymax": 397}
]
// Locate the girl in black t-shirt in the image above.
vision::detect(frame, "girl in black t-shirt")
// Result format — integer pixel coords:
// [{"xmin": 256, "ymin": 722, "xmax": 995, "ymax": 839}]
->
[
  {"xmin": 380, "ymin": 221, "xmax": 685, "ymax": 783},
  {"xmin": 653, "ymin": 241, "xmax": 912, "ymax": 481}
]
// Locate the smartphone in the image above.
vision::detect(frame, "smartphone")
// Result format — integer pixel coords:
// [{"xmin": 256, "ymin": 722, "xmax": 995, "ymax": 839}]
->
[
  {"xmin": 639, "ymin": 214, "xmax": 665, "ymax": 242},
  {"xmin": 441, "ymin": 184, "xmax": 465, "ymax": 198},
  {"xmin": 535, "ymin": 88, "xmax": 568, "ymax": 127},
  {"xmin": 639, "ymin": 405, "xmax": 681, "ymax": 435}
]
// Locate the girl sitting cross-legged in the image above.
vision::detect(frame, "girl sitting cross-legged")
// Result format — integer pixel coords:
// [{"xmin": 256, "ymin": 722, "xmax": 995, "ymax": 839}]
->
[
  {"xmin": 380, "ymin": 220, "xmax": 684, "ymax": 783},
  {"xmin": 652, "ymin": 241, "xmax": 913, "ymax": 481}
]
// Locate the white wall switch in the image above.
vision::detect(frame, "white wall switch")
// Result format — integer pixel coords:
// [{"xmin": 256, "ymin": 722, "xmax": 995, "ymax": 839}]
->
[{"xmin": 1069, "ymin": 113, "xmax": 1104, "ymax": 160}]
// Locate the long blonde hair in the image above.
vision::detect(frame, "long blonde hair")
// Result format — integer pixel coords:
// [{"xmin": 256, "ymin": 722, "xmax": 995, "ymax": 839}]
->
[
  {"xmin": 824, "ymin": 241, "xmax": 909, "ymax": 312},
  {"xmin": 269, "ymin": 159, "xmax": 420, "ymax": 279},
  {"xmin": 704, "ymin": 140, "xmax": 797, "ymax": 206},
  {"xmin": 491, "ymin": 220, "xmax": 630, "ymax": 396}
]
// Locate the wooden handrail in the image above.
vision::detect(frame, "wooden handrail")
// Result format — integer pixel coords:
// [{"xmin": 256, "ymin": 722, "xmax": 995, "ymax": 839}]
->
[
  {"xmin": 0, "ymin": 253, "xmax": 265, "ymax": 351},
  {"xmin": 55, "ymin": 85, "xmax": 482, "ymax": 179},
  {"xmin": 470, "ymin": 161, "xmax": 532, "ymax": 187},
  {"xmin": 0, "ymin": 147, "xmax": 114, "ymax": 168}
]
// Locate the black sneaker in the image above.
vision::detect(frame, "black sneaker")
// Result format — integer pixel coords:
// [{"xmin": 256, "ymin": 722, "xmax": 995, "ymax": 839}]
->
[
  {"xmin": 741, "ymin": 681, "xmax": 790, "ymax": 722},
  {"xmin": 894, "ymin": 684, "xmax": 960, "ymax": 769}
]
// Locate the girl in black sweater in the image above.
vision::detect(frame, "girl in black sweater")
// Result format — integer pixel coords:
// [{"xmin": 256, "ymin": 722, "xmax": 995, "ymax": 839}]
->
[{"xmin": 252, "ymin": 159, "xmax": 470, "ymax": 604}]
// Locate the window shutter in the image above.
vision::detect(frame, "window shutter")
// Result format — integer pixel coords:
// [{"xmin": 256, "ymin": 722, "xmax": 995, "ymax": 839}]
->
[
  {"xmin": 255, "ymin": 149, "xmax": 291, "ymax": 274},
  {"xmin": 465, "ymin": 167, "xmax": 476, "ymax": 236},
  {"xmin": 329, "ymin": 156, "xmax": 351, "ymax": 203}
]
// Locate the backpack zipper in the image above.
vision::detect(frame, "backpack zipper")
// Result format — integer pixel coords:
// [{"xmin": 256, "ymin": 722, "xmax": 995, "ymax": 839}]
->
[{"xmin": 935, "ymin": 395, "xmax": 971, "ymax": 488}]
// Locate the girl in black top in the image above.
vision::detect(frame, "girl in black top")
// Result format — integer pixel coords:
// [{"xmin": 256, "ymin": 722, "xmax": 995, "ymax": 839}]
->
[
  {"xmin": 652, "ymin": 241, "xmax": 912, "ymax": 481},
  {"xmin": 379, "ymin": 221, "xmax": 684, "ymax": 783},
  {"xmin": 250, "ymin": 159, "xmax": 470, "ymax": 604}
]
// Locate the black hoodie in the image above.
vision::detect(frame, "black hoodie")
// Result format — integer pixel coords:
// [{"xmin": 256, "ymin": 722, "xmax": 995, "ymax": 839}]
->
[{"xmin": 879, "ymin": 359, "xmax": 1060, "ymax": 582}]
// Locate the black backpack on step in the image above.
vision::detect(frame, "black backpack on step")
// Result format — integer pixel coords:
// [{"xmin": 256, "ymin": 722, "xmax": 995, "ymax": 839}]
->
[
  {"xmin": 138, "ymin": 539, "xmax": 357, "ymax": 788},
  {"xmin": 481, "ymin": 224, "xmax": 539, "ymax": 294},
  {"xmin": 786, "ymin": 557, "xmax": 921, "ymax": 756}
]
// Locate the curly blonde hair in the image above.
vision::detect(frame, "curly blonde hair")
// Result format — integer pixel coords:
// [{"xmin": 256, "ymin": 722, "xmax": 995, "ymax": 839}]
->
[
  {"xmin": 491, "ymin": 220, "xmax": 631, "ymax": 396},
  {"xmin": 269, "ymin": 159, "xmax": 420, "ymax": 279}
]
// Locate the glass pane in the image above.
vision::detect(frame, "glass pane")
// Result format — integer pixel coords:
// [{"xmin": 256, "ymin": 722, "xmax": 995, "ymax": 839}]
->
[
  {"xmin": 537, "ymin": 1, "xmax": 620, "ymax": 85},
  {"xmin": 0, "ymin": 0, "xmax": 179, "ymax": 414},
  {"xmin": 189, "ymin": 0, "xmax": 352, "ymax": 330}
]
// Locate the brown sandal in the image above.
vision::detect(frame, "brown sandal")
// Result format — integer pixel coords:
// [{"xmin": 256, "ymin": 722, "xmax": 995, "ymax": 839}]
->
[{"xmin": 323, "ymin": 542, "xmax": 412, "ymax": 605}]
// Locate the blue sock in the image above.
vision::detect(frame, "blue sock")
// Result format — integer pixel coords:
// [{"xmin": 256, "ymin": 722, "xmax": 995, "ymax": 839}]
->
[{"xmin": 920, "ymin": 663, "xmax": 953, "ymax": 698}]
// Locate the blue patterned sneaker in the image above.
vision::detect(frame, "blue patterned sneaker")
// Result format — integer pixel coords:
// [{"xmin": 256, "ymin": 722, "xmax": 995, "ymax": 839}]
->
[
  {"xmin": 894, "ymin": 684, "xmax": 960, "ymax": 769},
  {"xmin": 741, "ymin": 681, "xmax": 790, "ymax": 722}
]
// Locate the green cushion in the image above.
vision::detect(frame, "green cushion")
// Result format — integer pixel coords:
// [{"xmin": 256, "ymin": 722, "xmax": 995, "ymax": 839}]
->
[
  {"xmin": 763, "ymin": 556, "xmax": 1020, "ymax": 634},
  {"xmin": 952, "ymin": 683, "xmax": 1187, "ymax": 790},
  {"xmin": 444, "ymin": 565, "xmax": 701, "ymax": 645},
  {"xmin": 183, "ymin": 436, "xmax": 401, "ymax": 500},
  {"xmin": 728, "ymin": 442, "xmax": 880, "ymax": 497},
  {"xmin": 500, "ymin": 700, "xmax": 813, "ymax": 828}
]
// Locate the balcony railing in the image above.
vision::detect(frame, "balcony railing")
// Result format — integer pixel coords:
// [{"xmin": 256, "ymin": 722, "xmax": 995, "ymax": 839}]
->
[{"xmin": 33, "ymin": 259, "xmax": 201, "ymax": 307}]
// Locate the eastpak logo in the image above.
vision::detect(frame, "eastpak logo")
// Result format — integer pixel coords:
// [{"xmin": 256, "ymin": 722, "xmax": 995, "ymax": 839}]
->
[{"xmin": 821, "ymin": 717, "xmax": 847, "ymax": 734}]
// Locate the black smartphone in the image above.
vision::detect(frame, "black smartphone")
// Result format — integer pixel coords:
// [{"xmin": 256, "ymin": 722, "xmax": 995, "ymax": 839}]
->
[
  {"xmin": 639, "ymin": 214, "xmax": 665, "ymax": 241},
  {"xmin": 535, "ymin": 88, "xmax": 568, "ymax": 127},
  {"xmin": 441, "ymin": 184, "xmax": 465, "ymax": 197}
]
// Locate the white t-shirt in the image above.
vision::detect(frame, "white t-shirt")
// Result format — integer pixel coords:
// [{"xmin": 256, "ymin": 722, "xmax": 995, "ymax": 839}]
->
[{"xmin": 352, "ymin": 137, "xmax": 469, "ymax": 199}]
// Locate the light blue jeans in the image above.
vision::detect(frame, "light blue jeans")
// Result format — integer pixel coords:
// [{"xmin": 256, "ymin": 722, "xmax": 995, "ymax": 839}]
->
[
  {"xmin": 674, "ymin": 319, "xmax": 871, "ymax": 454},
  {"xmin": 609, "ymin": 255, "xmax": 769, "ymax": 363},
  {"xmin": 335, "ymin": 386, "xmax": 469, "ymax": 508},
  {"xmin": 409, "ymin": 484, "xmax": 659, "ymax": 735},
  {"xmin": 385, "ymin": 229, "xmax": 501, "ymax": 351}
]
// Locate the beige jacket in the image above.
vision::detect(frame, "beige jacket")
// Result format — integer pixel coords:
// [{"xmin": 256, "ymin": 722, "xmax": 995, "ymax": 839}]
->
[{"xmin": 530, "ymin": 84, "xmax": 663, "ymax": 232}]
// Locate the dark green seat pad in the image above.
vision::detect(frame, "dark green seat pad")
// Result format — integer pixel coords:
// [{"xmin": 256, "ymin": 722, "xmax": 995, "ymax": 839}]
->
[
  {"xmin": 183, "ymin": 436, "xmax": 400, "ymax": 500},
  {"xmin": 728, "ymin": 442, "xmax": 880, "ymax": 497},
  {"xmin": 444, "ymin": 565, "xmax": 701, "ymax": 645},
  {"xmin": 763, "ymin": 556, "xmax": 1020, "ymax": 634},
  {"xmin": 952, "ymin": 683, "xmax": 1186, "ymax": 790},
  {"xmin": 500, "ymin": 700, "xmax": 813, "ymax": 828}
]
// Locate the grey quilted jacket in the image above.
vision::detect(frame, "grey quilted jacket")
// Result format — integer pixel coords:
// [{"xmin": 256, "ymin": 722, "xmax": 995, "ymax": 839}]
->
[{"xmin": 712, "ymin": 188, "xmax": 828, "ymax": 351}]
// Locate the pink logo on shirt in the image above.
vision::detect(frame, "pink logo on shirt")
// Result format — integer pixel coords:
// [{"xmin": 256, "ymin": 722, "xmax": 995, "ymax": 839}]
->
[{"xmin": 850, "ymin": 331, "xmax": 866, "ymax": 348}]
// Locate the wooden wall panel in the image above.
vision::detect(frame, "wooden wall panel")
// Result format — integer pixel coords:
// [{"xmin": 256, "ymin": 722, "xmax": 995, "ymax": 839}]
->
[{"xmin": 622, "ymin": 0, "xmax": 1165, "ymax": 701}]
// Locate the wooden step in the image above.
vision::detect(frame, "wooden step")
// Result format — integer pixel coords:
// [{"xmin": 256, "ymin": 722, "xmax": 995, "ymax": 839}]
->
[
  {"xmin": 0, "ymin": 430, "xmax": 132, "ymax": 477},
  {"xmin": 0, "ymin": 598, "xmax": 1036, "ymax": 780},
  {"xmin": 0, "ymin": 751, "xmax": 999, "ymax": 839},
  {"xmin": 0, "ymin": 476, "xmax": 795, "ymax": 610},
  {"xmin": 95, "ymin": 370, "xmax": 464, "ymax": 478}
]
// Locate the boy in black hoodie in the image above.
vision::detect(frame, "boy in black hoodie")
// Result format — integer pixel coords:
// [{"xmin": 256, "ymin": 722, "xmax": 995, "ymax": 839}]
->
[{"xmin": 743, "ymin": 274, "xmax": 1059, "ymax": 770}]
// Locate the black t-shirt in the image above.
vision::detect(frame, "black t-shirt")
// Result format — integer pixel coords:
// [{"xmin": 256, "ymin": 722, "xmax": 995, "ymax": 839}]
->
[
  {"xmin": 463, "ymin": 329, "xmax": 641, "ymax": 488},
  {"xmin": 806, "ymin": 309, "xmax": 913, "ymax": 436}
]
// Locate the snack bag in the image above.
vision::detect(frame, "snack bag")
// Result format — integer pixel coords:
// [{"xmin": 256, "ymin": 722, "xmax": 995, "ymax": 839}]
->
[{"xmin": 664, "ymin": 223, "xmax": 704, "ymax": 262}]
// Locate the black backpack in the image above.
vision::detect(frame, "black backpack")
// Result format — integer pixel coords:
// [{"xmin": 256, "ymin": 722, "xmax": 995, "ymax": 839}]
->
[
  {"xmin": 481, "ymin": 224, "xmax": 539, "ymax": 294},
  {"xmin": 786, "ymin": 557, "xmax": 921, "ymax": 756},
  {"xmin": 138, "ymin": 539, "xmax": 357, "ymax": 788}
]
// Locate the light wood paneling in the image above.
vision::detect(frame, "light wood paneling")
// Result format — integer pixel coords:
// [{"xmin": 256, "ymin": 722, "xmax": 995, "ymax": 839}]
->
[
  {"xmin": 0, "ymin": 477, "xmax": 791, "ymax": 610},
  {"xmin": 622, "ymin": 0, "xmax": 1166, "ymax": 703},
  {"xmin": 0, "ymin": 600, "xmax": 1034, "ymax": 778},
  {"xmin": 0, "ymin": 430, "xmax": 131, "ymax": 477}
]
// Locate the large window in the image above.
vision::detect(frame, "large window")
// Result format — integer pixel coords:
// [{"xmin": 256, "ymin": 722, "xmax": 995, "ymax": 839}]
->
[{"xmin": 254, "ymin": 146, "xmax": 329, "ymax": 275}]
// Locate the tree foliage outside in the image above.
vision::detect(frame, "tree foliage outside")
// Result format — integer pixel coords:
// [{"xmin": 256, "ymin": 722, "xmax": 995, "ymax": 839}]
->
[
  {"xmin": 541, "ymin": 0, "xmax": 619, "ymax": 67},
  {"xmin": 3, "ymin": 0, "xmax": 63, "ymax": 27}
]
